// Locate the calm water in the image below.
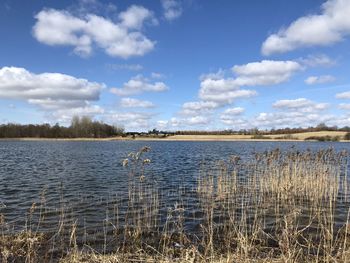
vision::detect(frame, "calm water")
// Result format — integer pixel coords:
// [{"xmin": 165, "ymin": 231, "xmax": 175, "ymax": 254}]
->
[{"xmin": 1, "ymin": 140, "xmax": 350, "ymax": 241}]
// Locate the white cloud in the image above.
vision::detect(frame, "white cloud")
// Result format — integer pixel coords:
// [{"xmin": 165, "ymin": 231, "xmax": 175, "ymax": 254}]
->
[
  {"xmin": 120, "ymin": 98, "xmax": 155, "ymax": 108},
  {"xmin": 338, "ymin": 103, "xmax": 350, "ymax": 110},
  {"xmin": 232, "ymin": 60, "xmax": 303, "ymax": 86},
  {"xmin": 33, "ymin": 6, "xmax": 156, "ymax": 58},
  {"xmin": 253, "ymin": 111, "xmax": 334, "ymax": 128},
  {"xmin": 198, "ymin": 76, "xmax": 256, "ymax": 105},
  {"xmin": 0, "ymin": 66, "xmax": 108, "ymax": 123},
  {"xmin": 196, "ymin": 60, "xmax": 300, "ymax": 110},
  {"xmin": 52, "ymin": 105, "xmax": 104, "ymax": 123},
  {"xmin": 106, "ymin": 63, "xmax": 143, "ymax": 71},
  {"xmin": 262, "ymin": 0, "xmax": 350, "ymax": 55},
  {"xmin": 0, "ymin": 66, "xmax": 102, "ymax": 104},
  {"xmin": 151, "ymin": 72, "xmax": 165, "ymax": 79},
  {"xmin": 110, "ymin": 75, "xmax": 169, "ymax": 96},
  {"xmin": 119, "ymin": 5, "xmax": 157, "ymax": 29},
  {"xmin": 336, "ymin": 91, "xmax": 350, "ymax": 99},
  {"xmin": 104, "ymin": 111, "xmax": 154, "ymax": 130},
  {"xmin": 161, "ymin": 0, "xmax": 183, "ymax": 21},
  {"xmin": 199, "ymin": 87, "xmax": 256, "ymax": 105},
  {"xmin": 222, "ymin": 107, "xmax": 245, "ymax": 115},
  {"xmin": 185, "ymin": 116, "xmax": 210, "ymax": 125},
  {"xmin": 273, "ymin": 98, "xmax": 329, "ymax": 112},
  {"xmin": 28, "ymin": 99, "xmax": 87, "ymax": 110},
  {"xmin": 220, "ymin": 107, "xmax": 245, "ymax": 125},
  {"xmin": 181, "ymin": 101, "xmax": 219, "ymax": 115},
  {"xmin": 299, "ymin": 54, "xmax": 336, "ymax": 67},
  {"xmin": 305, "ymin": 75, "xmax": 335, "ymax": 85}
]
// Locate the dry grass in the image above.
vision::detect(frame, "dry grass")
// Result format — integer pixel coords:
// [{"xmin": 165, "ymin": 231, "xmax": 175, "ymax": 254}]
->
[
  {"xmin": 138, "ymin": 131, "xmax": 347, "ymax": 141},
  {"xmin": 1, "ymin": 147, "xmax": 350, "ymax": 262}
]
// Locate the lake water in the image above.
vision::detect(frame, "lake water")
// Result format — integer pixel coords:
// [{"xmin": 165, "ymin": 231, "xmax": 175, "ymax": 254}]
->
[{"xmin": 1, "ymin": 140, "xmax": 350, "ymax": 245}]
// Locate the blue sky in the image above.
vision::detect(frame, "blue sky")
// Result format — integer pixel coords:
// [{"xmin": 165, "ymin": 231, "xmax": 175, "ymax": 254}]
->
[{"xmin": 1, "ymin": 0, "xmax": 350, "ymax": 131}]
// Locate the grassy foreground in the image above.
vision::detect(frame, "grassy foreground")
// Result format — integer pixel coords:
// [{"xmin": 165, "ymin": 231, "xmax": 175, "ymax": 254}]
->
[{"xmin": 1, "ymin": 147, "xmax": 350, "ymax": 262}]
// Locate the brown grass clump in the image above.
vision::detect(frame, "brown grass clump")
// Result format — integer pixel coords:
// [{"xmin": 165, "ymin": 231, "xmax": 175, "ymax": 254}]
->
[{"xmin": 1, "ymin": 147, "xmax": 350, "ymax": 262}]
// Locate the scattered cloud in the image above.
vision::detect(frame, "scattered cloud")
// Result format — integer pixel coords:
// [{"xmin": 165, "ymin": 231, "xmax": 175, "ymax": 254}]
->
[
  {"xmin": 33, "ymin": 6, "xmax": 156, "ymax": 58},
  {"xmin": 253, "ymin": 111, "xmax": 333, "ymax": 129},
  {"xmin": 232, "ymin": 60, "xmax": 303, "ymax": 86},
  {"xmin": 119, "ymin": 5, "xmax": 158, "ymax": 29},
  {"xmin": 220, "ymin": 107, "xmax": 245, "ymax": 125},
  {"xmin": 305, "ymin": 75, "xmax": 335, "ymax": 85},
  {"xmin": 52, "ymin": 105, "xmax": 104, "ymax": 123},
  {"xmin": 110, "ymin": 75, "xmax": 169, "ymax": 96},
  {"xmin": 157, "ymin": 115, "xmax": 210, "ymax": 130},
  {"xmin": 181, "ymin": 101, "xmax": 219, "ymax": 115},
  {"xmin": 198, "ymin": 75, "xmax": 256, "ymax": 106},
  {"xmin": 151, "ymin": 72, "xmax": 165, "ymax": 79},
  {"xmin": 273, "ymin": 98, "xmax": 329, "ymax": 112},
  {"xmin": 299, "ymin": 54, "xmax": 336, "ymax": 67},
  {"xmin": 336, "ymin": 91, "xmax": 350, "ymax": 99},
  {"xmin": 106, "ymin": 63, "xmax": 143, "ymax": 71},
  {"xmin": 120, "ymin": 97, "xmax": 155, "ymax": 108},
  {"xmin": 222, "ymin": 107, "xmax": 245, "ymax": 115},
  {"xmin": 0, "ymin": 66, "xmax": 106, "ymax": 123},
  {"xmin": 161, "ymin": 0, "xmax": 183, "ymax": 21},
  {"xmin": 103, "ymin": 111, "xmax": 154, "ymax": 130},
  {"xmin": 338, "ymin": 103, "xmax": 350, "ymax": 110},
  {"xmin": 0, "ymin": 66, "xmax": 102, "ymax": 104},
  {"xmin": 262, "ymin": 0, "xmax": 350, "ymax": 55}
]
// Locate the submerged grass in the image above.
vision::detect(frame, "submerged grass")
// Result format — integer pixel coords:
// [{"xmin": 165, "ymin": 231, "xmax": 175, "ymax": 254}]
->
[{"xmin": 1, "ymin": 147, "xmax": 350, "ymax": 262}]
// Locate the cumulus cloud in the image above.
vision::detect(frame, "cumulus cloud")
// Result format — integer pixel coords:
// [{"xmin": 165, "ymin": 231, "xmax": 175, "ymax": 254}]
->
[
  {"xmin": 33, "ymin": 6, "xmax": 156, "ymax": 58},
  {"xmin": 104, "ymin": 111, "xmax": 154, "ymax": 130},
  {"xmin": 198, "ymin": 76, "xmax": 256, "ymax": 105},
  {"xmin": 110, "ymin": 75, "xmax": 169, "ymax": 96},
  {"xmin": 253, "ymin": 111, "xmax": 334, "ymax": 128},
  {"xmin": 195, "ymin": 60, "xmax": 301, "ymax": 111},
  {"xmin": 151, "ymin": 72, "xmax": 165, "ymax": 79},
  {"xmin": 161, "ymin": 0, "xmax": 183, "ymax": 21},
  {"xmin": 232, "ymin": 60, "xmax": 303, "ymax": 86},
  {"xmin": 157, "ymin": 115, "xmax": 210, "ymax": 130},
  {"xmin": 338, "ymin": 103, "xmax": 350, "ymax": 110},
  {"xmin": 336, "ymin": 91, "xmax": 350, "ymax": 99},
  {"xmin": 0, "ymin": 66, "xmax": 102, "ymax": 104},
  {"xmin": 119, "ymin": 5, "xmax": 157, "ymax": 29},
  {"xmin": 0, "ymin": 66, "xmax": 107, "ymax": 123},
  {"xmin": 273, "ymin": 98, "xmax": 329, "ymax": 112},
  {"xmin": 299, "ymin": 54, "xmax": 336, "ymax": 67},
  {"xmin": 262, "ymin": 0, "xmax": 350, "ymax": 55},
  {"xmin": 305, "ymin": 75, "xmax": 335, "ymax": 85},
  {"xmin": 52, "ymin": 105, "xmax": 104, "ymax": 123},
  {"xmin": 106, "ymin": 63, "xmax": 143, "ymax": 71},
  {"xmin": 181, "ymin": 101, "xmax": 219, "ymax": 115},
  {"xmin": 220, "ymin": 107, "xmax": 245, "ymax": 125},
  {"xmin": 120, "ymin": 97, "xmax": 155, "ymax": 108}
]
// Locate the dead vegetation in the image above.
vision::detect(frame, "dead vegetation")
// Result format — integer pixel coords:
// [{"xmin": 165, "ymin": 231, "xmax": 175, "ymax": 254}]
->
[{"xmin": 1, "ymin": 147, "xmax": 350, "ymax": 262}]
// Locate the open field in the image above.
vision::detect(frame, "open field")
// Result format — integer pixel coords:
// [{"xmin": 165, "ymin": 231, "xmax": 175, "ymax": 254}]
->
[
  {"xmin": 136, "ymin": 131, "xmax": 348, "ymax": 141},
  {"xmin": 0, "ymin": 131, "xmax": 348, "ymax": 142},
  {"xmin": 1, "ymin": 146, "xmax": 350, "ymax": 262}
]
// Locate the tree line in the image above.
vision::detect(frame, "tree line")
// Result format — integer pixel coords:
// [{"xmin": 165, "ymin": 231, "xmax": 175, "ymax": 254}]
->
[
  {"xmin": 173, "ymin": 123, "xmax": 350, "ymax": 136},
  {"xmin": 0, "ymin": 116, "xmax": 124, "ymax": 138}
]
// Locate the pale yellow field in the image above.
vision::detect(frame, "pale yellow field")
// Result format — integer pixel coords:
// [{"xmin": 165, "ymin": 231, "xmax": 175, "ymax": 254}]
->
[
  {"xmin": 137, "ymin": 131, "xmax": 348, "ymax": 141},
  {"xmin": 1, "ymin": 131, "xmax": 348, "ymax": 141}
]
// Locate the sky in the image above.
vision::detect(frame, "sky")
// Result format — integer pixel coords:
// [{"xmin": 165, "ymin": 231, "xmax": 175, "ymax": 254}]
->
[{"xmin": 1, "ymin": 0, "xmax": 350, "ymax": 131}]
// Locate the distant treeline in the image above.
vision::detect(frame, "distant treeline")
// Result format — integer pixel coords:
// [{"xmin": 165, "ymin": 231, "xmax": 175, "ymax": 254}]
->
[
  {"xmin": 173, "ymin": 123, "xmax": 350, "ymax": 136},
  {"xmin": 0, "ymin": 116, "xmax": 124, "ymax": 138}
]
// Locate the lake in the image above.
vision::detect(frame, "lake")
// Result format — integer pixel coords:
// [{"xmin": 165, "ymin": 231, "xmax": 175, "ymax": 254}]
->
[{"xmin": 1, "ymin": 140, "xmax": 350, "ymax": 247}]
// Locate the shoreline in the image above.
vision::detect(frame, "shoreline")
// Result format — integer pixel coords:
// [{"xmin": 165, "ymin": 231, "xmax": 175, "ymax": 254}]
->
[{"xmin": 0, "ymin": 131, "xmax": 348, "ymax": 142}]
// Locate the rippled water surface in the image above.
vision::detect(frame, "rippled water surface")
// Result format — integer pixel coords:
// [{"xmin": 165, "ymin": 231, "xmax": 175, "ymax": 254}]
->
[{"xmin": 1, "ymin": 140, "xmax": 350, "ymax": 242}]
